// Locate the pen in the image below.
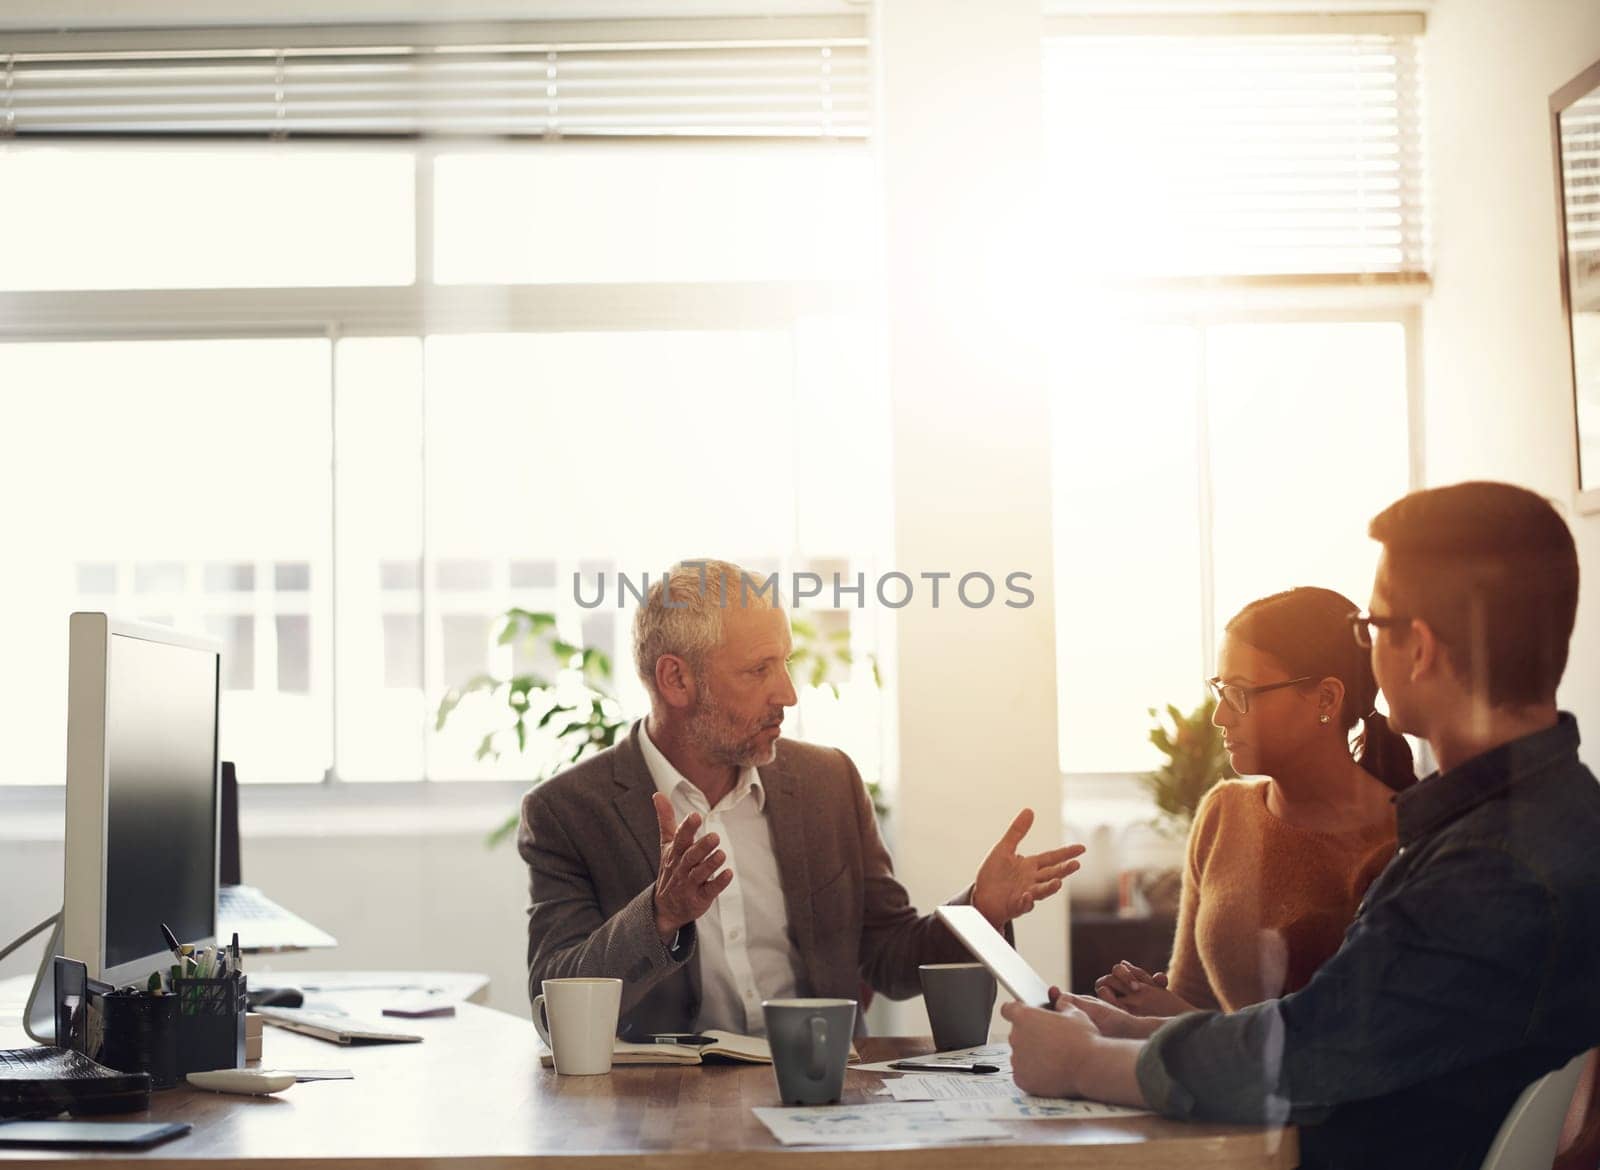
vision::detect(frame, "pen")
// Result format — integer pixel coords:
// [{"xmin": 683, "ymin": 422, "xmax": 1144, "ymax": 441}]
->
[
  {"xmin": 159, "ymin": 923, "xmax": 194, "ymax": 973},
  {"xmin": 887, "ymin": 1061, "xmax": 1001, "ymax": 1074}
]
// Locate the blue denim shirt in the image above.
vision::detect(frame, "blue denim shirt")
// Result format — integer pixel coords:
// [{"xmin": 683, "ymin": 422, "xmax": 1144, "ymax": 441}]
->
[{"xmin": 1136, "ymin": 714, "xmax": 1600, "ymax": 1170}]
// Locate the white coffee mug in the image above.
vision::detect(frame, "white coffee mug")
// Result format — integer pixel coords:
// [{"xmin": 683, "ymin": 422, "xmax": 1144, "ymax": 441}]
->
[{"xmin": 532, "ymin": 978, "xmax": 622, "ymax": 1076}]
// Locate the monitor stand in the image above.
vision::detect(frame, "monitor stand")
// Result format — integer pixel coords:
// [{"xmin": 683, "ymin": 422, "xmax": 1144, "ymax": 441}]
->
[{"xmin": 22, "ymin": 912, "xmax": 62, "ymax": 1044}]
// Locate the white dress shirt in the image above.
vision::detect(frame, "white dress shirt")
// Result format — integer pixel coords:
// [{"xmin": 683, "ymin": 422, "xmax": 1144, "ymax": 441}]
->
[{"xmin": 639, "ymin": 724, "xmax": 802, "ymax": 1036}]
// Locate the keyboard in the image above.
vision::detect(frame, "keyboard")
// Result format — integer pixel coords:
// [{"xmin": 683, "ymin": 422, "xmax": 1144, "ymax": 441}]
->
[
  {"xmin": 218, "ymin": 885, "xmax": 337, "ymax": 952},
  {"xmin": 254, "ymin": 1008, "xmax": 421, "ymax": 1046},
  {"xmin": 0, "ymin": 1049, "xmax": 151, "ymax": 1119}
]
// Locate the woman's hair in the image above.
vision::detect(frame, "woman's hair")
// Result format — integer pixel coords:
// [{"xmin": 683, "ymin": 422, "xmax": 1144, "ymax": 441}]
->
[{"xmin": 1225, "ymin": 586, "xmax": 1416, "ymax": 791}]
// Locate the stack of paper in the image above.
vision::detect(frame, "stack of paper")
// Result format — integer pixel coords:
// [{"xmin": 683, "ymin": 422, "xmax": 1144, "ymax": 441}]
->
[
  {"xmin": 752, "ymin": 1102, "xmax": 1005, "ymax": 1146},
  {"xmin": 876, "ymin": 1075, "xmax": 1019, "ymax": 1102},
  {"xmin": 870, "ymin": 1068, "xmax": 1151, "ymax": 1121},
  {"xmin": 934, "ymin": 1096, "xmax": 1149, "ymax": 1121}
]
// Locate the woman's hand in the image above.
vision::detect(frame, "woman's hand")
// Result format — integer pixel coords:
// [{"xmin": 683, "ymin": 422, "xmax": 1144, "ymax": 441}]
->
[
  {"xmin": 1094, "ymin": 961, "xmax": 1197, "ymax": 1017},
  {"xmin": 1046, "ymin": 985, "xmax": 1168, "ymax": 1040}
]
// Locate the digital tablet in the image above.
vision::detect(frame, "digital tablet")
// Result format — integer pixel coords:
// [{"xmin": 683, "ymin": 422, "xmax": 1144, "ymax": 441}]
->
[
  {"xmin": 935, "ymin": 905, "xmax": 1056, "ymax": 1008},
  {"xmin": 0, "ymin": 1121, "xmax": 191, "ymax": 1150}
]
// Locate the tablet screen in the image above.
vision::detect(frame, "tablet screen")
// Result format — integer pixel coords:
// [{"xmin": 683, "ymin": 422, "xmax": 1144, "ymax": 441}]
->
[{"xmin": 935, "ymin": 905, "xmax": 1056, "ymax": 1007}]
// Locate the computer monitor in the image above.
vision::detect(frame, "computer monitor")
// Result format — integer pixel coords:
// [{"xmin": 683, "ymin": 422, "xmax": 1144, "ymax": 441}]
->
[{"xmin": 24, "ymin": 613, "xmax": 222, "ymax": 1039}]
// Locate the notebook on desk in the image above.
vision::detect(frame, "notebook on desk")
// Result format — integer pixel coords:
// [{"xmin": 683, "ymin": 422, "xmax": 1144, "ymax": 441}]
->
[{"xmin": 538, "ymin": 1031, "xmax": 857, "ymax": 1068}]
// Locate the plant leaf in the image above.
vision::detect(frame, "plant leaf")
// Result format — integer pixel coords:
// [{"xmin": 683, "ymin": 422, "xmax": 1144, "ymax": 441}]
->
[
  {"xmin": 485, "ymin": 810, "xmax": 521, "ymax": 849},
  {"xmin": 435, "ymin": 673, "xmax": 501, "ymax": 730}
]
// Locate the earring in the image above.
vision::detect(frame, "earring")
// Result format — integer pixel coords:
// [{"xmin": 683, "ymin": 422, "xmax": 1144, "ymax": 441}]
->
[{"xmin": 1318, "ymin": 714, "xmax": 1331, "ymax": 724}]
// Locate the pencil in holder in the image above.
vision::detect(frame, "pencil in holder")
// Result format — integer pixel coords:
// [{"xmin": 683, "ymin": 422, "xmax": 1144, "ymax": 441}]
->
[{"xmin": 173, "ymin": 972, "xmax": 247, "ymax": 1075}]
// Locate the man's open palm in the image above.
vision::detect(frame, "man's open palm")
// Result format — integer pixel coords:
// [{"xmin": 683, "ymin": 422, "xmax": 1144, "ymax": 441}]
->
[{"xmin": 973, "ymin": 808, "xmax": 1085, "ymax": 927}]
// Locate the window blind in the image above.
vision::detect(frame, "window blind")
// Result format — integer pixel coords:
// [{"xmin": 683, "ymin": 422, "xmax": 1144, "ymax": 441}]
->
[
  {"xmin": 1561, "ymin": 90, "xmax": 1600, "ymax": 269},
  {"xmin": 1043, "ymin": 32, "xmax": 1426, "ymax": 278},
  {"xmin": 0, "ymin": 25, "xmax": 869, "ymax": 140}
]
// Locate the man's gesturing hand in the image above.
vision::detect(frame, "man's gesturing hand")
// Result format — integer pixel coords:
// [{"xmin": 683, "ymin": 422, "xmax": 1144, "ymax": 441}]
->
[
  {"xmin": 973, "ymin": 808, "xmax": 1087, "ymax": 929},
  {"xmin": 652, "ymin": 792, "xmax": 734, "ymax": 945}
]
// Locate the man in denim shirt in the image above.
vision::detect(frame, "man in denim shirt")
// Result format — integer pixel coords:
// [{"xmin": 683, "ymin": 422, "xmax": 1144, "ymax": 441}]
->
[{"xmin": 1005, "ymin": 481, "xmax": 1600, "ymax": 1170}]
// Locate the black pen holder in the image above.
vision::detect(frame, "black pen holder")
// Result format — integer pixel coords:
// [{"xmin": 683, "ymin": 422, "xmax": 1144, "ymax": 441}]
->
[
  {"xmin": 86, "ymin": 991, "xmax": 179, "ymax": 1090},
  {"xmin": 172, "ymin": 973, "xmax": 247, "ymax": 1076},
  {"xmin": 82, "ymin": 973, "xmax": 246, "ymax": 1090}
]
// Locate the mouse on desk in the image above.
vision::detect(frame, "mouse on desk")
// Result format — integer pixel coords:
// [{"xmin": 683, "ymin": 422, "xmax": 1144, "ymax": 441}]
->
[{"xmin": 247, "ymin": 987, "xmax": 304, "ymax": 1009}]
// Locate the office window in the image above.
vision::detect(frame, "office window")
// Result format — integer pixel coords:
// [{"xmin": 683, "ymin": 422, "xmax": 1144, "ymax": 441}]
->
[
  {"xmin": 206, "ymin": 615, "xmax": 257, "ymax": 693},
  {"xmin": 1205, "ymin": 323, "xmax": 1410, "ymax": 625},
  {"xmin": 206, "ymin": 563, "xmax": 256, "ymax": 592},
  {"xmin": 434, "ymin": 146, "xmax": 875, "ymax": 283},
  {"xmin": 1043, "ymin": 30, "xmax": 1425, "ymax": 279},
  {"xmin": 0, "ymin": 148, "xmax": 414, "ymax": 290},
  {"xmin": 326, "ymin": 324, "xmax": 885, "ymax": 784},
  {"xmin": 1044, "ymin": 24, "xmax": 1423, "ymax": 775},
  {"xmin": 0, "ymin": 338, "xmax": 333, "ymax": 785},
  {"xmin": 276, "ymin": 615, "xmax": 312, "ymax": 696},
  {"xmin": 76, "ymin": 564, "xmax": 119, "ymax": 594},
  {"xmin": 0, "ymin": 20, "xmax": 883, "ymax": 787},
  {"xmin": 1052, "ymin": 320, "xmax": 1411, "ymax": 774},
  {"xmin": 1052, "ymin": 326, "xmax": 1206, "ymax": 775}
]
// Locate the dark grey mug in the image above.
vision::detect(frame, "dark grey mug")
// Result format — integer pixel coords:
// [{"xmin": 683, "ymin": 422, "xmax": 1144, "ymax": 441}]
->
[
  {"xmin": 762, "ymin": 998, "xmax": 857, "ymax": 1106},
  {"xmin": 919, "ymin": 963, "xmax": 997, "ymax": 1051}
]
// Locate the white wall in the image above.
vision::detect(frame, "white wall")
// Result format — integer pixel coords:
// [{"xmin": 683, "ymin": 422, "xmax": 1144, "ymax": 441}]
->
[
  {"xmin": 1422, "ymin": 0, "xmax": 1600, "ymax": 729},
  {"xmin": 875, "ymin": 0, "xmax": 1068, "ymax": 1034}
]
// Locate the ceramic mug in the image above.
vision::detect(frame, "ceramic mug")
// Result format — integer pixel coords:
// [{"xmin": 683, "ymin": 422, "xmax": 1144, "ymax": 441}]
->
[
  {"xmin": 762, "ymin": 998, "xmax": 857, "ymax": 1105},
  {"xmin": 532, "ymin": 978, "xmax": 622, "ymax": 1076}
]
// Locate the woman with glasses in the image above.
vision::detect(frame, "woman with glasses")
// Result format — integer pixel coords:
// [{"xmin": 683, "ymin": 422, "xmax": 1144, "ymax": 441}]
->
[{"xmin": 1094, "ymin": 586, "xmax": 1416, "ymax": 1019}]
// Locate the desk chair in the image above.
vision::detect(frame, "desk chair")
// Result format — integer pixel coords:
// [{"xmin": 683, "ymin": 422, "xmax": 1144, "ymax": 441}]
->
[
  {"xmin": 1555, "ymin": 1049, "xmax": 1600, "ymax": 1170},
  {"xmin": 1480, "ymin": 1050, "xmax": 1590, "ymax": 1170}
]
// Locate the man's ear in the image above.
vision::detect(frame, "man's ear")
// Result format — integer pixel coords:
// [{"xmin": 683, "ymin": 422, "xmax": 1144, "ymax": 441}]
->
[
  {"xmin": 1408, "ymin": 619, "xmax": 1442, "ymax": 683},
  {"xmin": 653, "ymin": 654, "xmax": 696, "ymax": 711}
]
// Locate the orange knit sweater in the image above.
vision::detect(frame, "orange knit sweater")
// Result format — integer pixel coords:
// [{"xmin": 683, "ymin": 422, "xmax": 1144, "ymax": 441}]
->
[{"xmin": 1165, "ymin": 778, "xmax": 1396, "ymax": 1013}]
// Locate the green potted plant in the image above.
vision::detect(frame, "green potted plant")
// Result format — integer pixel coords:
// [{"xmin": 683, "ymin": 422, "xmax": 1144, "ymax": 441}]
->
[{"xmin": 1139, "ymin": 697, "xmax": 1236, "ymax": 833}]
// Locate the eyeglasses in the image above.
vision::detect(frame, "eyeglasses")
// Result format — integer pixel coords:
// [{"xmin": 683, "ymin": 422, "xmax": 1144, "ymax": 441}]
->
[
  {"xmin": 1207, "ymin": 676, "xmax": 1313, "ymax": 716},
  {"xmin": 1348, "ymin": 610, "xmax": 1409, "ymax": 650}
]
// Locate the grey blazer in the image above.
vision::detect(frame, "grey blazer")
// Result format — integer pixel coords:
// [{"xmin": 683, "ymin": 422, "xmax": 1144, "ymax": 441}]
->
[{"xmin": 517, "ymin": 720, "xmax": 986, "ymax": 1038}]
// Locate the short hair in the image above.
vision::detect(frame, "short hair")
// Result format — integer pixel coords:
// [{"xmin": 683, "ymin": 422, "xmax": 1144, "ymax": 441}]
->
[
  {"xmin": 631, "ymin": 559, "xmax": 781, "ymax": 700},
  {"xmin": 1368, "ymin": 481, "xmax": 1578, "ymax": 706}
]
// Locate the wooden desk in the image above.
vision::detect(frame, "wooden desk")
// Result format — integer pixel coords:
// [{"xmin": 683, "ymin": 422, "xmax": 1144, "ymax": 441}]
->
[{"xmin": 0, "ymin": 1004, "xmax": 1296, "ymax": 1169}]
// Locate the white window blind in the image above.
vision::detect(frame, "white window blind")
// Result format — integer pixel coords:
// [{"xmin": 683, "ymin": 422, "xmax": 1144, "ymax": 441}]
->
[
  {"xmin": 1044, "ymin": 30, "xmax": 1425, "ymax": 278},
  {"xmin": 1561, "ymin": 90, "xmax": 1600, "ymax": 266},
  {"xmin": 0, "ymin": 23, "xmax": 868, "ymax": 139}
]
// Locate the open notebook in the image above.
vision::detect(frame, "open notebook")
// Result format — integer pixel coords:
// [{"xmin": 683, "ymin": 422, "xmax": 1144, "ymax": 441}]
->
[{"xmin": 538, "ymin": 1030, "xmax": 858, "ymax": 1068}]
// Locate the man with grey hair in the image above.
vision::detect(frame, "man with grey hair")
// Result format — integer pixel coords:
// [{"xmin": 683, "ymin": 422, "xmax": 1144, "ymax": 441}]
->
[{"xmin": 518, "ymin": 558, "xmax": 1083, "ymax": 1039}]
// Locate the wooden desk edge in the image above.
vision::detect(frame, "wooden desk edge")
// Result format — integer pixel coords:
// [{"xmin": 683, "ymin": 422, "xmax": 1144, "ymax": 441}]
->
[{"xmin": 0, "ymin": 1127, "xmax": 1298, "ymax": 1170}]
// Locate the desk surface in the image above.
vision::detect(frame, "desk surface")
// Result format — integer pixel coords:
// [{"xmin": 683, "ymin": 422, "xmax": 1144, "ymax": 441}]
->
[{"xmin": 0, "ymin": 1002, "xmax": 1296, "ymax": 1170}]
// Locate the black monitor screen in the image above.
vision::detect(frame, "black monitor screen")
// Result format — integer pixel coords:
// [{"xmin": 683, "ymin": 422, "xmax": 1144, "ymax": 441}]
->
[{"xmin": 103, "ymin": 633, "xmax": 219, "ymax": 970}]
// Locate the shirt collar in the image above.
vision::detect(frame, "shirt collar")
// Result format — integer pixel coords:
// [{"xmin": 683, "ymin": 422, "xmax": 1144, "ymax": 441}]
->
[
  {"xmin": 638, "ymin": 720, "xmax": 765, "ymax": 813},
  {"xmin": 1395, "ymin": 712, "xmax": 1581, "ymax": 846}
]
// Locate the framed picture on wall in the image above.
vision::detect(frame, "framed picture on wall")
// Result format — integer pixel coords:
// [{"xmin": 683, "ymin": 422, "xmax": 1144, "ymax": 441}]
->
[{"xmin": 1552, "ymin": 57, "xmax": 1600, "ymax": 514}]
